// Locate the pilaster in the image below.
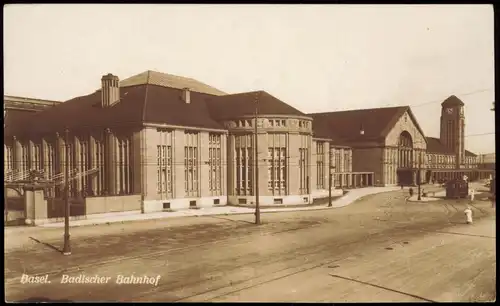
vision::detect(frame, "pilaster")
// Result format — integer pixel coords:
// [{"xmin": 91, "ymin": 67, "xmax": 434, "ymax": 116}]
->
[
  {"xmin": 105, "ymin": 128, "xmax": 116, "ymax": 195},
  {"xmin": 173, "ymin": 129, "xmax": 186, "ymax": 199},
  {"xmin": 257, "ymin": 131, "xmax": 268, "ymax": 196},
  {"xmin": 287, "ymin": 132, "xmax": 300, "ymax": 195},
  {"xmin": 200, "ymin": 132, "xmax": 210, "ymax": 197},
  {"xmin": 132, "ymin": 129, "xmax": 143, "ymax": 195},
  {"xmin": 227, "ymin": 134, "xmax": 236, "ymax": 196}
]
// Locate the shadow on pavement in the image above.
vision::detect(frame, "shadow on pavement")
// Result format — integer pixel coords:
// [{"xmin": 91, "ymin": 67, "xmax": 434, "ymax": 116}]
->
[
  {"xmin": 29, "ymin": 237, "xmax": 63, "ymax": 253},
  {"xmin": 207, "ymin": 215, "xmax": 255, "ymax": 225}
]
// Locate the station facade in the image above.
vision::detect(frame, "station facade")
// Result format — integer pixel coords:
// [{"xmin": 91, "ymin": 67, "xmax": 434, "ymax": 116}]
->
[{"xmin": 4, "ymin": 70, "xmax": 490, "ymax": 215}]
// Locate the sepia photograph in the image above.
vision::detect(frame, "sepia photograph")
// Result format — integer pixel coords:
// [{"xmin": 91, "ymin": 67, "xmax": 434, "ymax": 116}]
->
[{"xmin": 4, "ymin": 4, "xmax": 496, "ymax": 302}]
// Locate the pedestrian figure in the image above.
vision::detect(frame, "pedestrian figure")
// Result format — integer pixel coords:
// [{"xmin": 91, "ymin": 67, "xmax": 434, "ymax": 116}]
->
[
  {"xmin": 409, "ymin": 188, "xmax": 414, "ymax": 199},
  {"xmin": 464, "ymin": 206, "xmax": 473, "ymax": 224},
  {"xmin": 470, "ymin": 188, "xmax": 475, "ymax": 203}
]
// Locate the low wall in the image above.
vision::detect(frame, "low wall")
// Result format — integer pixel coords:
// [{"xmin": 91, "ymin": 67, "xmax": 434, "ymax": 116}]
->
[
  {"xmin": 85, "ymin": 194, "xmax": 142, "ymax": 215},
  {"xmin": 143, "ymin": 196, "xmax": 227, "ymax": 213},
  {"xmin": 311, "ymin": 189, "xmax": 344, "ymax": 199}
]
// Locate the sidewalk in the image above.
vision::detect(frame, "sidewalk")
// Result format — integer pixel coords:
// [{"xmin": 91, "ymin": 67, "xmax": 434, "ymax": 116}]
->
[{"xmin": 36, "ymin": 186, "xmax": 401, "ymax": 228}]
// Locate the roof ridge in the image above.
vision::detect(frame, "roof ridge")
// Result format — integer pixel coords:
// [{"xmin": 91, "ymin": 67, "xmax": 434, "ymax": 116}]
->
[{"xmin": 308, "ymin": 105, "xmax": 407, "ymax": 115}]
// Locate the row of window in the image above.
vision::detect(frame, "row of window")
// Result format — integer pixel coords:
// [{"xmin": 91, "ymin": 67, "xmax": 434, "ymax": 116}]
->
[{"xmin": 5, "ymin": 134, "xmax": 133, "ymax": 197}]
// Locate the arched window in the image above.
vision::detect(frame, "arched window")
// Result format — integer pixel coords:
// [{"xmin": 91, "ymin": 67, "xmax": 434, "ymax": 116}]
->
[{"xmin": 398, "ymin": 131, "xmax": 413, "ymax": 168}]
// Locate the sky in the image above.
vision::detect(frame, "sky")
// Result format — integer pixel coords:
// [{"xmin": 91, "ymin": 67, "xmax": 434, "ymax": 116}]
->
[{"xmin": 4, "ymin": 4, "xmax": 495, "ymax": 154}]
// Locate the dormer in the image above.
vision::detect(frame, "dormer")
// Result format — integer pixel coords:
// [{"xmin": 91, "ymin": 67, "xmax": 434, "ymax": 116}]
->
[{"xmin": 182, "ymin": 88, "xmax": 191, "ymax": 104}]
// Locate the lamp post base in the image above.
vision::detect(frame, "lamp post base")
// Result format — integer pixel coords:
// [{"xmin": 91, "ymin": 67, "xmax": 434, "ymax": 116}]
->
[{"xmin": 63, "ymin": 235, "xmax": 71, "ymax": 255}]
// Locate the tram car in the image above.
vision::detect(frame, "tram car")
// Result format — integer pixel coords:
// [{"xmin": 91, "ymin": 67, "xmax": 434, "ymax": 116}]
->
[{"xmin": 445, "ymin": 179, "xmax": 469, "ymax": 199}]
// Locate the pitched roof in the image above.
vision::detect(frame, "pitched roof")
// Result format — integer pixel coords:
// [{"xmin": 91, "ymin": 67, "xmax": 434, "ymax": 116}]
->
[
  {"xmin": 4, "ymin": 95, "xmax": 62, "ymax": 112},
  {"xmin": 425, "ymin": 137, "xmax": 454, "ymax": 155},
  {"xmin": 4, "ymin": 109, "xmax": 39, "ymax": 137},
  {"xmin": 205, "ymin": 91, "xmax": 307, "ymax": 121},
  {"xmin": 309, "ymin": 106, "xmax": 421, "ymax": 144},
  {"xmin": 465, "ymin": 150, "xmax": 477, "ymax": 157},
  {"xmin": 119, "ymin": 70, "xmax": 227, "ymax": 96},
  {"xmin": 7, "ymin": 84, "xmax": 225, "ymax": 138},
  {"xmin": 441, "ymin": 95, "xmax": 464, "ymax": 107}
]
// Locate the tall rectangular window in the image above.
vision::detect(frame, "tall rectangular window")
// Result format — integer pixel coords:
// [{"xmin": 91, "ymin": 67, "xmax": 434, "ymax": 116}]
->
[
  {"xmin": 117, "ymin": 136, "xmax": 132, "ymax": 195},
  {"xmin": 5, "ymin": 144, "xmax": 14, "ymax": 175},
  {"xmin": 94, "ymin": 138, "xmax": 105, "ymax": 196},
  {"xmin": 268, "ymin": 147, "xmax": 287, "ymax": 194},
  {"xmin": 343, "ymin": 151, "xmax": 350, "ymax": 172},
  {"xmin": 299, "ymin": 148, "xmax": 308, "ymax": 194},
  {"xmin": 157, "ymin": 129, "xmax": 173, "ymax": 198},
  {"xmin": 32, "ymin": 143, "xmax": 42, "ymax": 171},
  {"xmin": 79, "ymin": 138, "xmax": 90, "ymax": 194},
  {"xmin": 209, "ymin": 133, "xmax": 222, "ymax": 196},
  {"xmin": 267, "ymin": 133, "xmax": 287, "ymax": 196},
  {"xmin": 184, "ymin": 131, "xmax": 199, "ymax": 197},
  {"xmin": 335, "ymin": 150, "xmax": 341, "ymax": 173},
  {"xmin": 21, "ymin": 143, "xmax": 29, "ymax": 174},
  {"xmin": 235, "ymin": 134, "xmax": 253, "ymax": 196},
  {"xmin": 316, "ymin": 142, "xmax": 325, "ymax": 189},
  {"xmin": 46, "ymin": 141, "xmax": 56, "ymax": 179}
]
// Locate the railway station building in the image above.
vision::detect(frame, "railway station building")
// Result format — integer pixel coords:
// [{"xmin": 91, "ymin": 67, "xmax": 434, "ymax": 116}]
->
[{"xmin": 4, "ymin": 70, "xmax": 492, "ymax": 221}]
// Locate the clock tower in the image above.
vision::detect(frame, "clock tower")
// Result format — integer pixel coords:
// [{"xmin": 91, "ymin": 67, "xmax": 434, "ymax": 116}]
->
[{"xmin": 440, "ymin": 95, "xmax": 465, "ymax": 167}]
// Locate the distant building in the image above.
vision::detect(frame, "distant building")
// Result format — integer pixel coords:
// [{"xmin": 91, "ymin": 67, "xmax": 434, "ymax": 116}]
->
[
  {"xmin": 3, "ymin": 70, "xmax": 493, "ymax": 215},
  {"xmin": 478, "ymin": 153, "xmax": 495, "ymax": 170}
]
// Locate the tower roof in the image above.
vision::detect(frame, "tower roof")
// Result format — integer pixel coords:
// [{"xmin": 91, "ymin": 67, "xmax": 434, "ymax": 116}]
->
[{"xmin": 441, "ymin": 95, "xmax": 465, "ymax": 107}]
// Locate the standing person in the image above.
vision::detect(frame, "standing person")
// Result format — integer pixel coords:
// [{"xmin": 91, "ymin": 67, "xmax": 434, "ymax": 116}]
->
[
  {"xmin": 409, "ymin": 187, "xmax": 414, "ymax": 198},
  {"xmin": 464, "ymin": 206, "xmax": 473, "ymax": 224},
  {"xmin": 470, "ymin": 188, "xmax": 475, "ymax": 203}
]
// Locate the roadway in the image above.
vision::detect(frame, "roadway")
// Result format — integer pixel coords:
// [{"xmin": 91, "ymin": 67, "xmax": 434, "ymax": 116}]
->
[{"xmin": 4, "ymin": 189, "xmax": 496, "ymax": 302}]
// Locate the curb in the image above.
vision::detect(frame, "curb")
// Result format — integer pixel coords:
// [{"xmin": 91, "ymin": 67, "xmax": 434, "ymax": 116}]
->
[{"xmin": 34, "ymin": 187, "xmax": 401, "ymax": 229}]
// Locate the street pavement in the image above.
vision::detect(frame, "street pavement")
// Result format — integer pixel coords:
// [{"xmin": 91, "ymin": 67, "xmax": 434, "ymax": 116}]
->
[
  {"xmin": 4, "ymin": 189, "xmax": 496, "ymax": 302},
  {"xmin": 36, "ymin": 186, "xmax": 402, "ymax": 228}
]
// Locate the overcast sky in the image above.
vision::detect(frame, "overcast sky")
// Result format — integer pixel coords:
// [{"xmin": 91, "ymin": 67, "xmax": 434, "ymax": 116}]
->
[{"xmin": 4, "ymin": 4, "xmax": 495, "ymax": 154}]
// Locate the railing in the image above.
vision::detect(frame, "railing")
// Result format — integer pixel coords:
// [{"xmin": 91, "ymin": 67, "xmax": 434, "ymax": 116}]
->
[
  {"xmin": 51, "ymin": 168, "xmax": 100, "ymax": 186},
  {"xmin": 5, "ymin": 169, "xmax": 30, "ymax": 182}
]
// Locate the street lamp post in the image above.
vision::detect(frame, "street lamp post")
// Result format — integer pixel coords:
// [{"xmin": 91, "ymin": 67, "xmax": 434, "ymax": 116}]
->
[
  {"xmin": 417, "ymin": 150, "xmax": 422, "ymax": 201},
  {"xmin": 254, "ymin": 93, "xmax": 261, "ymax": 225},
  {"xmin": 63, "ymin": 128, "xmax": 71, "ymax": 255},
  {"xmin": 328, "ymin": 146, "xmax": 334, "ymax": 207}
]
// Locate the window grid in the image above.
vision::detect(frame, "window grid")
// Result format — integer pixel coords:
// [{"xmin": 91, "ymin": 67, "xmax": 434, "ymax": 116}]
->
[
  {"xmin": 21, "ymin": 143, "xmax": 29, "ymax": 174},
  {"xmin": 32, "ymin": 144, "xmax": 42, "ymax": 171},
  {"xmin": 209, "ymin": 133, "xmax": 222, "ymax": 195},
  {"xmin": 94, "ymin": 138, "xmax": 106, "ymax": 196},
  {"xmin": 316, "ymin": 142, "xmax": 325, "ymax": 189},
  {"xmin": 79, "ymin": 138, "xmax": 90, "ymax": 194},
  {"xmin": 157, "ymin": 144, "xmax": 173, "ymax": 197},
  {"xmin": 268, "ymin": 147, "xmax": 287, "ymax": 195},
  {"xmin": 235, "ymin": 134, "xmax": 253, "ymax": 196},
  {"xmin": 184, "ymin": 132, "xmax": 199, "ymax": 197},
  {"xmin": 117, "ymin": 137, "xmax": 132, "ymax": 195},
  {"xmin": 5, "ymin": 145, "xmax": 14, "ymax": 174},
  {"xmin": 299, "ymin": 148, "xmax": 308, "ymax": 194}
]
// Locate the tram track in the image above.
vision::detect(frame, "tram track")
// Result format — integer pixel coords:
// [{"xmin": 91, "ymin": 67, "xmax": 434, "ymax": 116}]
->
[
  {"xmin": 124, "ymin": 216, "xmax": 464, "ymax": 302},
  {"xmin": 5, "ymin": 220, "xmax": 328, "ymax": 285}
]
